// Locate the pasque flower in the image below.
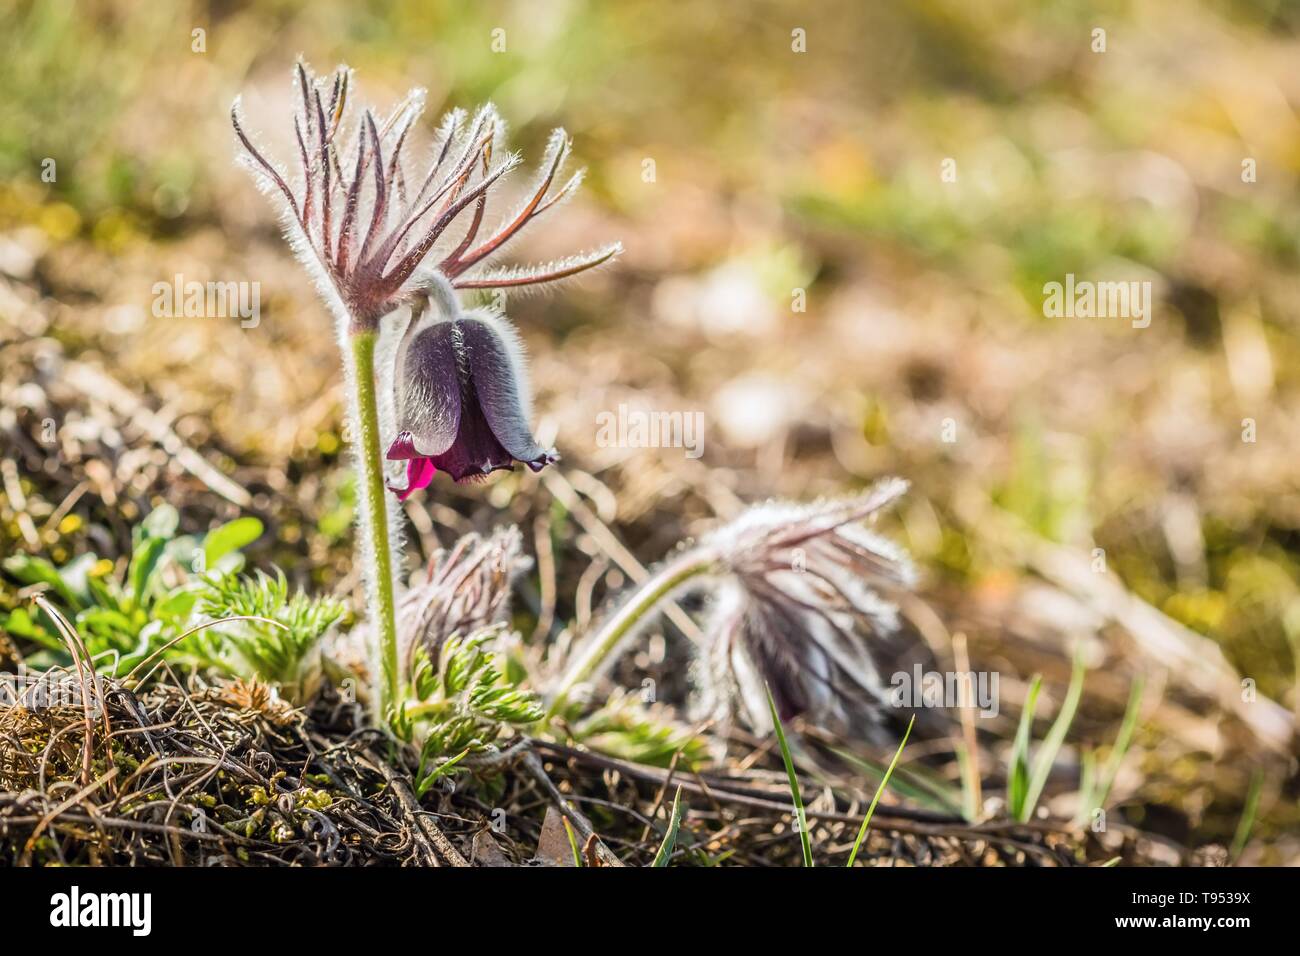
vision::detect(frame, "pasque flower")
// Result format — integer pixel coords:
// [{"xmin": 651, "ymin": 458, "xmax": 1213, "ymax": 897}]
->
[
  {"xmin": 385, "ymin": 281, "xmax": 557, "ymax": 496},
  {"xmin": 232, "ymin": 62, "xmax": 617, "ymax": 725},
  {"xmin": 548, "ymin": 478, "xmax": 921, "ymax": 745},
  {"xmin": 231, "ymin": 63, "xmax": 620, "ymax": 328},
  {"xmin": 696, "ymin": 478, "xmax": 920, "ymax": 741}
]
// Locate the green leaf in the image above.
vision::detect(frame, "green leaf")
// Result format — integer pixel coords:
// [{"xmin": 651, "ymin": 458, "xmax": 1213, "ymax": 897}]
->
[
  {"xmin": 1, "ymin": 607, "xmax": 63, "ymax": 652},
  {"xmin": 127, "ymin": 535, "xmax": 167, "ymax": 609},
  {"xmin": 765, "ymin": 683, "xmax": 813, "ymax": 867},
  {"xmin": 1091, "ymin": 675, "xmax": 1145, "ymax": 813},
  {"xmin": 651, "ymin": 786, "xmax": 685, "ymax": 868},
  {"xmin": 1007, "ymin": 675, "xmax": 1042, "ymax": 821},
  {"xmin": 847, "ymin": 715, "xmax": 914, "ymax": 867},
  {"xmin": 53, "ymin": 552, "xmax": 100, "ymax": 606},
  {"xmin": 202, "ymin": 517, "xmax": 263, "ymax": 568},
  {"xmin": 152, "ymin": 585, "xmax": 201, "ymax": 622},
  {"xmin": 415, "ymin": 748, "xmax": 471, "ymax": 798},
  {"xmin": 86, "ymin": 573, "xmax": 123, "ymax": 614},
  {"xmin": 404, "ymin": 626, "xmax": 545, "ymax": 765},
  {"xmin": 76, "ymin": 606, "xmax": 138, "ymax": 647},
  {"xmin": 573, "ymin": 689, "xmax": 712, "ymax": 769},
  {"xmin": 1021, "ymin": 651, "xmax": 1086, "ymax": 822},
  {"xmin": 2, "ymin": 554, "xmax": 80, "ymax": 607},
  {"xmin": 193, "ymin": 569, "xmax": 344, "ymax": 696}
]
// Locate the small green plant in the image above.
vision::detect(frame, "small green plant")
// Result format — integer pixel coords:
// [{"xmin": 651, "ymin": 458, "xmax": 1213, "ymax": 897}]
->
[
  {"xmin": 562, "ymin": 816, "xmax": 584, "ymax": 867},
  {"xmin": 1021, "ymin": 653, "xmax": 1085, "ymax": 820},
  {"xmin": 196, "ymin": 570, "xmax": 346, "ymax": 702},
  {"xmin": 2, "ymin": 507, "xmax": 345, "ymax": 700},
  {"xmin": 1075, "ymin": 675, "xmax": 1145, "ymax": 823},
  {"xmin": 563, "ymin": 688, "xmax": 711, "ymax": 769},
  {"xmin": 1008, "ymin": 676, "xmax": 1043, "ymax": 821},
  {"xmin": 414, "ymin": 749, "xmax": 471, "ymax": 798},
  {"xmin": 400, "ymin": 626, "xmax": 545, "ymax": 791},
  {"xmin": 1009, "ymin": 651, "xmax": 1087, "ymax": 823},
  {"xmin": 2, "ymin": 506, "xmax": 261, "ymax": 675}
]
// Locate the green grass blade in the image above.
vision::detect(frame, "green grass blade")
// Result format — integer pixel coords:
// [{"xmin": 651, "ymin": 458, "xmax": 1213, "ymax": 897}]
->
[
  {"xmin": 1021, "ymin": 652, "xmax": 1086, "ymax": 821},
  {"xmin": 1093, "ymin": 675, "xmax": 1145, "ymax": 810},
  {"xmin": 651, "ymin": 786, "xmax": 685, "ymax": 867},
  {"xmin": 847, "ymin": 715, "xmax": 914, "ymax": 867},
  {"xmin": 1229, "ymin": 769, "xmax": 1263, "ymax": 864},
  {"xmin": 831, "ymin": 745, "xmax": 964, "ymax": 816},
  {"xmin": 414, "ymin": 747, "xmax": 470, "ymax": 797},
  {"xmin": 1007, "ymin": 675, "xmax": 1042, "ymax": 820},
  {"xmin": 562, "ymin": 816, "xmax": 584, "ymax": 867},
  {"xmin": 766, "ymin": 683, "xmax": 813, "ymax": 867}
]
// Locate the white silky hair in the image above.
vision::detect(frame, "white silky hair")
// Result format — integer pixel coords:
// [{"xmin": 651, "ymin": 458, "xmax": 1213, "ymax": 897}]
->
[
  {"xmin": 691, "ymin": 480, "xmax": 915, "ymax": 738},
  {"xmin": 460, "ymin": 307, "xmax": 536, "ymax": 422},
  {"xmin": 398, "ymin": 270, "xmax": 537, "ymax": 428},
  {"xmin": 376, "ymin": 302, "xmax": 411, "ymax": 478}
]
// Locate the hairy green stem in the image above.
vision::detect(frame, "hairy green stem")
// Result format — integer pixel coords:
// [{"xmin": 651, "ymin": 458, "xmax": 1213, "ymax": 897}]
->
[
  {"xmin": 348, "ymin": 331, "xmax": 400, "ymax": 726},
  {"xmin": 545, "ymin": 548, "xmax": 718, "ymax": 721}
]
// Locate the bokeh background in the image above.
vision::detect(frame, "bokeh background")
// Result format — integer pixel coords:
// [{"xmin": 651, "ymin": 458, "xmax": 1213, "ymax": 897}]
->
[{"xmin": 2, "ymin": 0, "xmax": 1298, "ymax": 861}]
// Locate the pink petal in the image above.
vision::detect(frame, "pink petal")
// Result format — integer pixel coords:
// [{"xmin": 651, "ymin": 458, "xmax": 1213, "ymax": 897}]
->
[{"xmin": 388, "ymin": 456, "xmax": 436, "ymax": 500}]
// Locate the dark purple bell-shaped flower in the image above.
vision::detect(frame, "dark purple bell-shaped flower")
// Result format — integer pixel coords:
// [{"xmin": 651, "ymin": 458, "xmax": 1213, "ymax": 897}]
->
[{"xmin": 386, "ymin": 288, "xmax": 556, "ymax": 497}]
